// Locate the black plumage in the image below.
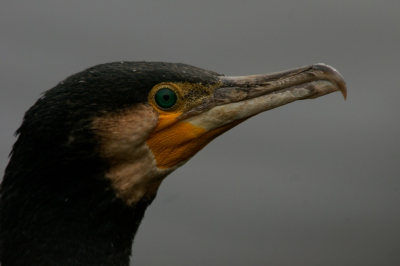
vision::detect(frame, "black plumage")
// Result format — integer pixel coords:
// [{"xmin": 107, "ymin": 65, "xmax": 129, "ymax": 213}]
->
[
  {"xmin": 0, "ymin": 61, "xmax": 346, "ymax": 266},
  {"xmin": 0, "ymin": 62, "xmax": 222, "ymax": 265}
]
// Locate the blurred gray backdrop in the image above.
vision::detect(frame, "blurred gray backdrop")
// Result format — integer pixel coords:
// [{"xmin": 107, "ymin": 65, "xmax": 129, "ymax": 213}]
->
[{"xmin": 1, "ymin": 1, "xmax": 399, "ymax": 265}]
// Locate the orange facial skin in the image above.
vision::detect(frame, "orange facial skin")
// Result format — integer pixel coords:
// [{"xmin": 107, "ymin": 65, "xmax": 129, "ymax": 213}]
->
[
  {"xmin": 146, "ymin": 112, "xmax": 243, "ymax": 169},
  {"xmin": 146, "ymin": 82, "xmax": 219, "ymax": 169}
]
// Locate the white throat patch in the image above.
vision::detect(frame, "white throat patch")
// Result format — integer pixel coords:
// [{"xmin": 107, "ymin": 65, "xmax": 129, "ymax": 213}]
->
[{"xmin": 92, "ymin": 104, "xmax": 176, "ymax": 205}]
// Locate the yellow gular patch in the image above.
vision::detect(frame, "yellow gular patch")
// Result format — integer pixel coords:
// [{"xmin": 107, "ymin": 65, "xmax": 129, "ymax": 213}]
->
[{"xmin": 146, "ymin": 113, "xmax": 244, "ymax": 169}]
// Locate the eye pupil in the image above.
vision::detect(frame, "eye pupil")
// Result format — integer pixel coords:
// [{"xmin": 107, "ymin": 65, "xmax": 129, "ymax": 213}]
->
[{"xmin": 154, "ymin": 87, "xmax": 177, "ymax": 109}]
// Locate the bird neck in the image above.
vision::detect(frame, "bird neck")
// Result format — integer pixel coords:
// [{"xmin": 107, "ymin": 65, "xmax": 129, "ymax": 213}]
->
[{"xmin": 0, "ymin": 144, "xmax": 154, "ymax": 266}]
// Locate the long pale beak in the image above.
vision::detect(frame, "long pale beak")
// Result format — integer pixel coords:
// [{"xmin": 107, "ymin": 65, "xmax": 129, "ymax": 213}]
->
[
  {"xmin": 186, "ymin": 63, "xmax": 347, "ymax": 131},
  {"xmin": 147, "ymin": 64, "xmax": 346, "ymax": 169}
]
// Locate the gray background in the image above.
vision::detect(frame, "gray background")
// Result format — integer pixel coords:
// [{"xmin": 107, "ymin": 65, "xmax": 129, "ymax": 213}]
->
[{"xmin": 1, "ymin": 1, "xmax": 399, "ymax": 265}]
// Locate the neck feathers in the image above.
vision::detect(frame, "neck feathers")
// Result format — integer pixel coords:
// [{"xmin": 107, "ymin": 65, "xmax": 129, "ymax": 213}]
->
[{"xmin": 0, "ymin": 132, "xmax": 154, "ymax": 265}]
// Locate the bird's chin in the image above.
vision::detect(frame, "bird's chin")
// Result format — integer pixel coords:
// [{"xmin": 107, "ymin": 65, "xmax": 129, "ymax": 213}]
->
[{"xmin": 146, "ymin": 117, "xmax": 241, "ymax": 170}]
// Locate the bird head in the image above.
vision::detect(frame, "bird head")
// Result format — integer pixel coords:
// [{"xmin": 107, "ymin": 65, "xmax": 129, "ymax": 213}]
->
[{"xmin": 14, "ymin": 62, "xmax": 346, "ymax": 205}]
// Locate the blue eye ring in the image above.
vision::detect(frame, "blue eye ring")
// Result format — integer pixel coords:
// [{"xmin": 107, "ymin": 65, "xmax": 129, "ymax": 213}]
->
[{"xmin": 150, "ymin": 84, "xmax": 181, "ymax": 111}]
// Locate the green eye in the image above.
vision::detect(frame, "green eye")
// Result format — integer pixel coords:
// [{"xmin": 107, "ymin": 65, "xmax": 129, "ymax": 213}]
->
[{"xmin": 154, "ymin": 87, "xmax": 178, "ymax": 109}]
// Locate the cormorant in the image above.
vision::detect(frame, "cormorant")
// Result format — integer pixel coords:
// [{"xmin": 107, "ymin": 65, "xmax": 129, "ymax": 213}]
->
[{"xmin": 0, "ymin": 62, "xmax": 346, "ymax": 265}]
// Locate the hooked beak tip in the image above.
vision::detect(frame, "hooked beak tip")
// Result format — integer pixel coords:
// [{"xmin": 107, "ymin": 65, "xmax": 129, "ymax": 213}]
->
[{"xmin": 313, "ymin": 63, "xmax": 347, "ymax": 100}]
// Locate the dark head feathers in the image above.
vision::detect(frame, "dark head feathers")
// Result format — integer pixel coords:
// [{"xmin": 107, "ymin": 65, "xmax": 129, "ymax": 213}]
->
[
  {"xmin": 21, "ymin": 62, "xmax": 223, "ymax": 131},
  {"xmin": 54, "ymin": 61, "xmax": 223, "ymax": 108},
  {"xmin": 9, "ymin": 62, "xmax": 224, "ymax": 167}
]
